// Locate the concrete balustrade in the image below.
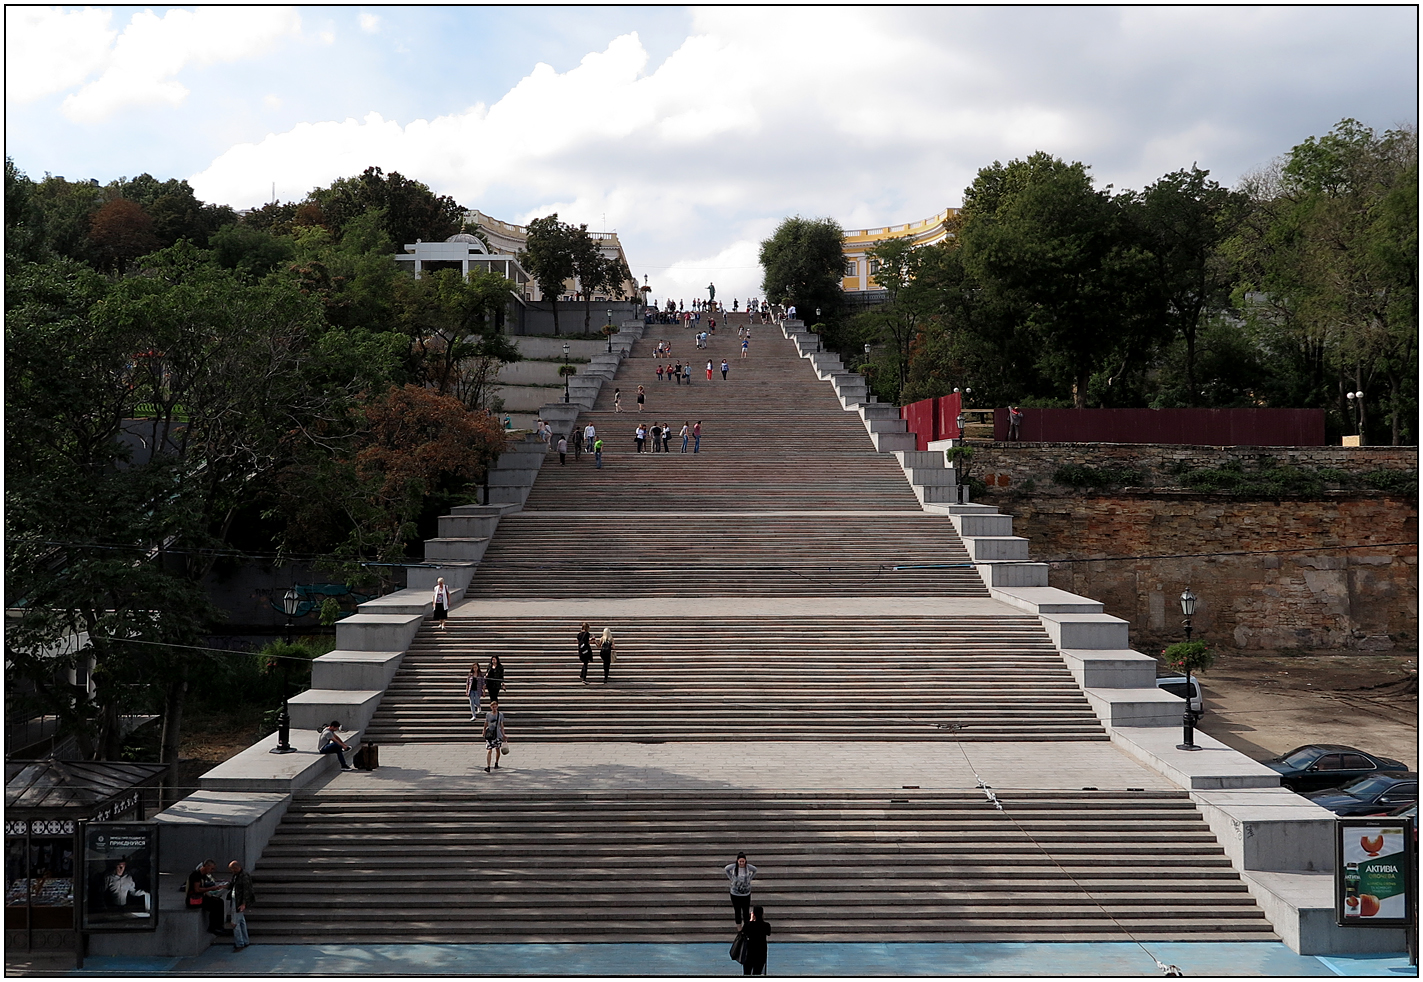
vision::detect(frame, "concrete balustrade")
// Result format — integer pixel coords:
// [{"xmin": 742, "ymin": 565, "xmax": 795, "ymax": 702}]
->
[
  {"xmin": 312, "ymin": 649, "xmax": 406, "ymax": 690},
  {"xmin": 288, "ymin": 687, "xmax": 384, "ymax": 733},
  {"xmin": 335, "ymin": 612, "xmax": 425, "ymax": 652}
]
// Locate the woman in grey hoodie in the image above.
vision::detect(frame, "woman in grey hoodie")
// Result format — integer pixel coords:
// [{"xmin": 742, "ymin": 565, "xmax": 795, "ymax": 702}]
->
[{"xmin": 724, "ymin": 852, "xmax": 757, "ymax": 925}]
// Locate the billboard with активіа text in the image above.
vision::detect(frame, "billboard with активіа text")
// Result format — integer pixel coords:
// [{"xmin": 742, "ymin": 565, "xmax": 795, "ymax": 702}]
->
[{"xmin": 1337, "ymin": 819, "xmax": 1414, "ymax": 928}]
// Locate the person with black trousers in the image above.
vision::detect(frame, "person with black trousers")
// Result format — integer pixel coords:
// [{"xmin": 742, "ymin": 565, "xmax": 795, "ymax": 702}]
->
[
  {"xmin": 599, "ymin": 628, "xmax": 615, "ymax": 682},
  {"xmin": 738, "ymin": 905, "xmax": 770, "ymax": 975},
  {"xmin": 486, "ymin": 655, "xmax": 505, "ymax": 703},
  {"xmin": 577, "ymin": 622, "xmax": 594, "ymax": 683}
]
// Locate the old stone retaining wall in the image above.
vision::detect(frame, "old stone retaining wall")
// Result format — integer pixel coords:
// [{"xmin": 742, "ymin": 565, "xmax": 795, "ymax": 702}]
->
[
  {"xmin": 993, "ymin": 491, "xmax": 1417, "ymax": 653},
  {"xmin": 973, "ymin": 443, "xmax": 1417, "ymax": 492}
]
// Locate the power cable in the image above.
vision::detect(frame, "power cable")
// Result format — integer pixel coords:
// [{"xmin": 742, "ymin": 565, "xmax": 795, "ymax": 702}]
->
[{"xmin": 951, "ymin": 741, "xmax": 1185, "ymax": 977}]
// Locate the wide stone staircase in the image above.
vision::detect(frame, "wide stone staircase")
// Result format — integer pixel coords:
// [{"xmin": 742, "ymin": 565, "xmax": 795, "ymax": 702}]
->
[
  {"xmin": 247, "ymin": 788, "xmax": 1275, "ymax": 943},
  {"xmin": 250, "ymin": 318, "xmax": 1278, "ymax": 948},
  {"xmin": 362, "ymin": 616, "xmax": 1106, "ymax": 743},
  {"xmin": 468, "ymin": 513, "xmax": 984, "ymax": 597}
]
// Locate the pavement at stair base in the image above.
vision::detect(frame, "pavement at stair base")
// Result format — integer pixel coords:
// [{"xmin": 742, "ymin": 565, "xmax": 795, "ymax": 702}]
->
[{"xmin": 58, "ymin": 942, "xmax": 1415, "ymax": 977}]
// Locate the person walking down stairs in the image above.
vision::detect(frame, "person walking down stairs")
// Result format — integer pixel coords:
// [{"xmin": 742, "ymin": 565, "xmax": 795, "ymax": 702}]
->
[
  {"xmin": 483, "ymin": 700, "xmax": 507, "ymax": 773},
  {"xmin": 486, "ymin": 655, "xmax": 506, "ymax": 704},
  {"xmin": 577, "ymin": 623, "xmax": 594, "ymax": 684},
  {"xmin": 466, "ymin": 662, "xmax": 486, "ymax": 720},
  {"xmin": 432, "ymin": 577, "xmax": 450, "ymax": 630}
]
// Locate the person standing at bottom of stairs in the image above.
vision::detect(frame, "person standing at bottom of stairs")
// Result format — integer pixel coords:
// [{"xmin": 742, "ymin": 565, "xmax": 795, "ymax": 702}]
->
[
  {"xmin": 724, "ymin": 852, "xmax": 757, "ymax": 925},
  {"xmin": 738, "ymin": 906, "xmax": 770, "ymax": 976},
  {"xmin": 226, "ymin": 861, "xmax": 255, "ymax": 952},
  {"xmin": 599, "ymin": 628, "xmax": 615, "ymax": 682},
  {"xmin": 483, "ymin": 700, "xmax": 506, "ymax": 772}
]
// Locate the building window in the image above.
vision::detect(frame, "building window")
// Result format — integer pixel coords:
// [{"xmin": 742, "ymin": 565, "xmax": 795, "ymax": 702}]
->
[
  {"xmin": 868, "ymin": 260, "xmax": 881, "ymax": 275},
  {"xmin": 845, "ymin": 261, "xmax": 857, "ymax": 276}
]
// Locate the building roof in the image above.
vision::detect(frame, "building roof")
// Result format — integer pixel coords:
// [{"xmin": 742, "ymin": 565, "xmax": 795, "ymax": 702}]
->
[{"xmin": 5, "ymin": 758, "xmax": 168, "ymax": 815}]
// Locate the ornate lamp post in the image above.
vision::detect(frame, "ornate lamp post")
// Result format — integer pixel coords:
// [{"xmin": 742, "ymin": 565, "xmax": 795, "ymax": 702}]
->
[
  {"xmin": 562, "ymin": 342, "xmax": 571, "ymax": 403},
  {"xmin": 1176, "ymin": 588, "xmax": 1202, "ymax": 751},
  {"xmin": 1346, "ymin": 390, "xmax": 1364, "ymax": 440},
  {"xmin": 604, "ymin": 311, "xmax": 616, "ymax": 353},
  {"xmin": 270, "ymin": 586, "xmax": 301, "ymax": 754}
]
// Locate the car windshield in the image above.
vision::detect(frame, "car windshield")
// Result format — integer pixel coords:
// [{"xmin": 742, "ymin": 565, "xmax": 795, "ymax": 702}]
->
[
  {"xmin": 1282, "ymin": 748, "xmax": 1320, "ymax": 767},
  {"xmin": 1341, "ymin": 775, "xmax": 1397, "ymax": 797}
]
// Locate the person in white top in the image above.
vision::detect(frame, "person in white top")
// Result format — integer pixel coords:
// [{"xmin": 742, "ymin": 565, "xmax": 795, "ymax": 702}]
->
[
  {"xmin": 432, "ymin": 577, "xmax": 450, "ymax": 630},
  {"xmin": 584, "ymin": 423, "xmax": 596, "ymax": 453}
]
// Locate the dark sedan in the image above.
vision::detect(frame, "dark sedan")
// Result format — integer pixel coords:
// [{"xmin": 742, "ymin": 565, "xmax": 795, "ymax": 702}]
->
[
  {"xmin": 1263, "ymin": 744, "xmax": 1410, "ymax": 793},
  {"xmin": 1306, "ymin": 773, "xmax": 1418, "ymax": 816}
]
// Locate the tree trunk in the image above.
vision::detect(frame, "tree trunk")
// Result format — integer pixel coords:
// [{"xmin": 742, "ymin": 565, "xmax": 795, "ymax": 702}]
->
[
  {"xmin": 159, "ymin": 667, "xmax": 189, "ymax": 809},
  {"xmin": 1073, "ymin": 368, "xmax": 1090, "ymax": 409},
  {"xmin": 1388, "ymin": 369, "xmax": 1401, "ymax": 445},
  {"xmin": 1184, "ymin": 325, "xmax": 1198, "ymax": 407},
  {"xmin": 550, "ymin": 298, "xmax": 560, "ymax": 336},
  {"xmin": 584, "ymin": 295, "xmax": 592, "ymax": 334}
]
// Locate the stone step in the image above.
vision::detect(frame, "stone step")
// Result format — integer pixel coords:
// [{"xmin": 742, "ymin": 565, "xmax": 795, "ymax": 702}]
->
[{"xmin": 247, "ymin": 789, "xmax": 1275, "ymax": 944}]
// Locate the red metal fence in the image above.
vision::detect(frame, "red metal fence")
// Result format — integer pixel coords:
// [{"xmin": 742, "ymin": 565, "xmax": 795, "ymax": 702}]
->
[
  {"xmin": 900, "ymin": 393, "xmax": 962, "ymax": 451},
  {"xmin": 990, "ymin": 408, "xmax": 1325, "ymax": 446}
]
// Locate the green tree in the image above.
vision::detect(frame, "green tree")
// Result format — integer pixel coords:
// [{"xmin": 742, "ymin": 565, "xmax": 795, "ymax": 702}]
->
[
  {"xmin": 1231, "ymin": 120, "xmax": 1418, "ymax": 443},
  {"xmin": 570, "ymin": 226, "xmax": 632, "ymax": 333},
  {"xmin": 957, "ymin": 153, "xmax": 1159, "ymax": 408},
  {"xmin": 759, "ymin": 215, "xmax": 845, "ymax": 335},
  {"xmin": 1130, "ymin": 166, "xmax": 1249, "ymax": 405},
  {"xmin": 520, "ymin": 214, "xmax": 577, "ymax": 335},
  {"xmin": 5, "ymin": 157, "xmax": 48, "ymax": 265},
  {"xmin": 306, "ymin": 166, "xmax": 463, "ymax": 247}
]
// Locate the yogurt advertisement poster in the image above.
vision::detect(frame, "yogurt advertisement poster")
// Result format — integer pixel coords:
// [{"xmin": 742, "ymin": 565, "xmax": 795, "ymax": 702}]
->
[{"xmin": 1339, "ymin": 822, "xmax": 1412, "ymax": 926}]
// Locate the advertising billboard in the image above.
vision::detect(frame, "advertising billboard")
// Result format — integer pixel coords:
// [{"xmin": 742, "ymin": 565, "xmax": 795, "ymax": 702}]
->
[
  {"xmin": 81, "ymin": 823, "xmax": 157, "ymax": 931},
  {"xmin": 1336, "ymin": 817, "xmax": 1415, "ymax": 928}
]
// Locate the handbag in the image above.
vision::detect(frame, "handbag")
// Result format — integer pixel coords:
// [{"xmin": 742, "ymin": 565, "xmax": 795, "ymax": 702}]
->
[
  {"xmin": 500, "ymin": 744, "xmax": 509, "ymax": 756},
  {"xmin": 729, "ymin": 930, "xmax": 745, "ymax": 962}
]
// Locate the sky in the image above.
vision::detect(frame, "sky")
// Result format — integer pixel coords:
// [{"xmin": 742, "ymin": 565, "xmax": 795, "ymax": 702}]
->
[{"xmin": 6, "ymin": 5, "xmax": 1418, "ymax": 303}]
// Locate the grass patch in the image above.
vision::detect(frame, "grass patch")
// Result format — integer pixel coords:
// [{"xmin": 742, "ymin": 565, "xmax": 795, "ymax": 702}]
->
[{"xmin": 1052, "ymin": 463, "xmax": 1145, "ymax": 488}]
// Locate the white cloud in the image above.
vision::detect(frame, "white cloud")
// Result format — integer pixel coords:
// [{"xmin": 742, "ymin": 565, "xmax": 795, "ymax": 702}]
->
[
  {"xmin": 182, "ymin": 8, "xmax": 1416, "ymax": 300},
  {"xmin": 359, "ymin": 13, "xmax": 381, "ymax": 34},
  {"xmin": 5, "ymin": 7, "xmax": 116, "ymax": 103},
  {"xmin": 59, "ymin": 6, "xmax": 302, "ymax": 123}
]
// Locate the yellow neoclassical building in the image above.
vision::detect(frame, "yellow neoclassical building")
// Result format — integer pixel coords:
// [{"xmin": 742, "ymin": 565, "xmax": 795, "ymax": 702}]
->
[{"xmin": 841, "ymin": 208, "xmax": 957, "ymax": 300}]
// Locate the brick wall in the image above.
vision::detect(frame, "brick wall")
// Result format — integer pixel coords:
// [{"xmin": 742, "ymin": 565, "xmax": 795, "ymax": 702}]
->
[
  {"xmin": 996, "ymin": 491, "xmax": 1417, "ymax": 652},
  {"xmin": 973, "ymin": 443, "xmax": 1417, "ymax": 492}
]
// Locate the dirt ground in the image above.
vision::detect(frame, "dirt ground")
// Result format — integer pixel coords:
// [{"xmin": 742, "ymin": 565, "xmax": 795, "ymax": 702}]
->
[{"xmin": 1196, "ymin": 652, "xmax": 1419, "ymax": 770}]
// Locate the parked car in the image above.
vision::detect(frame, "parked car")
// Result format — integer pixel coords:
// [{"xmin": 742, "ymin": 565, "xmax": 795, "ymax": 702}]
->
[
  {"xmin": 1305, "ymin": 772, "xmax": 1418, "ymax": 816},
  {"xmin": 1156, "ymin": 676, "xmax": 1203, "ymax": 715},
  {"xmin": 1263, "ymin": 744, "xmax": 1411, "ymax": 793}
]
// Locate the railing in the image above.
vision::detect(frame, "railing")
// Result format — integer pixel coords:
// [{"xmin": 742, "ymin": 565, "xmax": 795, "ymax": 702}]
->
[
  {"xmin": 899, "ymin": 393, "xmax": 963, "ymax": 450},
  {"xmin": 991, "ymin": 407, "xmax": 1326, "ymax": 446}
]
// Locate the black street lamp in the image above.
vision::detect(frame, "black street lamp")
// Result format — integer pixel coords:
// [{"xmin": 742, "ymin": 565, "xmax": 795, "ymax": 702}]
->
[
  {"xmin": 271, "ymin": 586, "xmax": 300, "ymax": 754},
  {"xmin": 1346, "ymin": 390, "xmax": 1364, "ymax": 439},
  {"xmin": 563, "ymin": 343, "xmax": 571, "ymax": 403},
  {"xmin": 605, "ymin": 311, "xmax": 616, "ymax": 353},
  {"xmin": 815, "ymin": 308, "xmax": 822, "ymax": 353},
  {"xmin": 1176, "ymin": 588, "xmax": 1202, "ymax": 752}
]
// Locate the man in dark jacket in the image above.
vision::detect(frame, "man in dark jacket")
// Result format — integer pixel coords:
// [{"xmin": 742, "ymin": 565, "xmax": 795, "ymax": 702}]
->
[
  {"xmin": 739, "ymin": 905, "xmax": 770, "ymax": 975},
  {"xmin": 186, "ymin": 860, "xmax": 227, "ymax": 935},
  {"xmin": 227, "ymin": 860, "xmax": 256, "ymax": 950}
]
